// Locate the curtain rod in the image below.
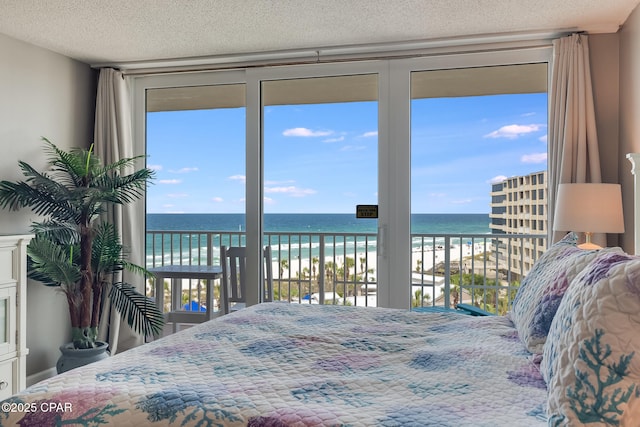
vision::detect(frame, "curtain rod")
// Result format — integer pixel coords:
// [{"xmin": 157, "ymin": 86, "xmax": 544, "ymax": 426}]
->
[{"xmin": 95, "ymin": 29, "xmax": 570, "ymax": 77}]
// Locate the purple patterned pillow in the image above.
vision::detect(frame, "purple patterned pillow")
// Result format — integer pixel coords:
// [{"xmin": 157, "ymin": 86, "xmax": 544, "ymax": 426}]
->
[
  {"xmin": 542, "ymin": 251, "xmax": 640, "ymax": 425},
  {"xmin": 508, "ymin": 233, "xmax": 621, "ymax": 353}
]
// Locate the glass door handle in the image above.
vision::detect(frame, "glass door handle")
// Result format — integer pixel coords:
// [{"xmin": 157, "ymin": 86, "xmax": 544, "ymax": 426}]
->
[{"xmin": 377, "ymin": 225, "xmax": 387, "ymax": 258}]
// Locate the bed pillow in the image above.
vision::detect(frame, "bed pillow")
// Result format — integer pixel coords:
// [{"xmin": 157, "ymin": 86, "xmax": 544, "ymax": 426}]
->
[
  {"xmin": 541, "ymin": 251, "xmax": 640, "ymax": 426},
  {"xmin": 508, "ymin": 232, "xmax": 614, "ymax": 353}
]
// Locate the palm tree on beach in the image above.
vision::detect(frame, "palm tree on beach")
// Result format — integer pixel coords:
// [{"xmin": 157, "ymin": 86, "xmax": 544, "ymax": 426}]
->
[
  {"xmin": 279, "ymin": 258, "xmax": 288, "ymax": 279},
  {"xmin": 345, "ymin": 257, "xmax": 355, "ymax": 280},
  {"xmin": 325, "ymin": 261, "xmax": 335, "ymax": 286},
  {"xmin": 412, "ymin": 290, "xmax": 431, "ymax": 307},
  {"xmin": 299, "ymin": 267, "xmax": 310, "ymax": 280}
]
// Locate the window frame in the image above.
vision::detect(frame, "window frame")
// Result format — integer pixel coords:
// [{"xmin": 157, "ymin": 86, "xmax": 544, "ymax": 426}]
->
[{"xmin": 132, "ymin": 45, "xmax": 553, "ymax": 309}]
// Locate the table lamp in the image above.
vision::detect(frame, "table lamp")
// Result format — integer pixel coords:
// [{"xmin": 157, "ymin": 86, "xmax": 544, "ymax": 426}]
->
[{"xmin": 553, "ymin": 183, "xmax": 624, "ymax": 249}]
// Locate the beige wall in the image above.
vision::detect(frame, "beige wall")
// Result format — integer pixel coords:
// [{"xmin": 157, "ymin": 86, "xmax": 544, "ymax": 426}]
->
[
  {"xmin": 589, "ymin": 33, "xmax": 622, "ymax": 248},
  {"xmin": 0, "ymin": 33, "xmax": 96, "ymax": 377},
  {"xmin": 620, "ymin": 4, "xmax": 640, "ymax": 253},
  {"xmin": 590, "ymin": 34, "xmax": 620, "ymax": 185}
]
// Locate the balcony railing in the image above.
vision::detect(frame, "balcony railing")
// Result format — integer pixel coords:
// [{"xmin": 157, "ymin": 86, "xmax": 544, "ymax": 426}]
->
[{"xmin": 146, "ymin": 230, "xmax": 546, "ymax": 316}]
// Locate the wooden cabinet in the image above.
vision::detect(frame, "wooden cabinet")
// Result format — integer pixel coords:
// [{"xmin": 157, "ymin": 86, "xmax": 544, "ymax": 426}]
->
[{"xmin": 0, "ymin": 235, "xmax": 31, "ymax": 400}]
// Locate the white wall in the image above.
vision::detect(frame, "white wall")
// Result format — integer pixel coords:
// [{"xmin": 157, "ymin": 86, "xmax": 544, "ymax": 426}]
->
[{"xmin": 0, "ymin": 33, "xmax": 96, "ymax": 376}]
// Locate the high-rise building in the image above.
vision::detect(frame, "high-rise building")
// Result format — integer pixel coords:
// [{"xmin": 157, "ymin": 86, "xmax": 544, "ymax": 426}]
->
[{"xmin": 489, "ymin": 171, "xmax": 547, "ymax": 280}]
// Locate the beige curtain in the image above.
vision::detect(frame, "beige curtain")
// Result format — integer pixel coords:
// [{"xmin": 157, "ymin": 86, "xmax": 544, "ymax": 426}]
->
[
  {"xmin": 94, "ymin": 68, "xmax": 145, "ymax": 354},
  {"xmin": 548, "ymin": 33, "xmax": 602, "ymax": 245}
]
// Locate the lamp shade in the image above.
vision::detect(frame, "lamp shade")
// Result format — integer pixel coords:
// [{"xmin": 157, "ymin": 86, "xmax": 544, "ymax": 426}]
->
[{"xmin": 553, "ymin": 183, "xmax": 624, "ymax": 233}]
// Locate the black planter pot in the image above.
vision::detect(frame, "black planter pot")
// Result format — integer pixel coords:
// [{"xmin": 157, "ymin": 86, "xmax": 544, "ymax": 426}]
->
[{"xmin": 56, "ymin": 341, "xmax": 110, "ymax": 374}]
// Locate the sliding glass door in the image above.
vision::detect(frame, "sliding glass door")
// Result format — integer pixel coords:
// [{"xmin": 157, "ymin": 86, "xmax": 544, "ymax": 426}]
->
[
  {"xmin": 134, "ymin": 48, "xmax": 551, "ymax": 311},
  {"xmin": 260, "ymin": 74, "xmax": 380, "ymax": 306},
  {"xmin": 139, "ymin": 73, "xmax": 247, "ymax": 313},
  {"xmin": 408, "ymin": 63, "xmax": 549, "ymax": 312}
]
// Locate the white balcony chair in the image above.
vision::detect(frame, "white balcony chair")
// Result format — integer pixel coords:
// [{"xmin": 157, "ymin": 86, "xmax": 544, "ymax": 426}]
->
[{"xmin": 220, "ymin": 245, "xmax": 273, "ymax": 314}]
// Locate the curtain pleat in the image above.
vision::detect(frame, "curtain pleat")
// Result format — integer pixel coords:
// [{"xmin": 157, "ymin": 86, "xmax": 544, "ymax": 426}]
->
[
  {"xmin": 94, "ymin": 68, "xmax": 144, "ymax": 354},
  {"xmin": 548, "ymin": 34, "xmax": 603, "ymax": 245}
]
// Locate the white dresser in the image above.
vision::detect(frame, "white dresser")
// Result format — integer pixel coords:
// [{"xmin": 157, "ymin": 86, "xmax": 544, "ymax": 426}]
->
[{"xmin": 0, "ymin": 235, "xmax": 31, "ymax": 400}]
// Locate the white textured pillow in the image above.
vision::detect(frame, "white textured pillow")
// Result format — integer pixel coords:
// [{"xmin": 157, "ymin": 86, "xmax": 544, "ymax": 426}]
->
[
  {"xmin": 542, "ymin": 251, "xmax": 640, "ymax": 426},
  {"xmin": 508, "ymin": 233, "xmax": 610, "ymax": 353}
]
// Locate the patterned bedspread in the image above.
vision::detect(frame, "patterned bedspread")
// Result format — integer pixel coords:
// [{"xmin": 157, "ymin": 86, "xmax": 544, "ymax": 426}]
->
[{"xmin": 0, "ymin": 303, "xmax": 547, "ymax": 426}]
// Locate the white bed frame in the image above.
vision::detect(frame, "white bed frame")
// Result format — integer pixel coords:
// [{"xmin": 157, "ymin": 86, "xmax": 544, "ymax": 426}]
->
[{"xmin": 627, "ymin": 153, "xmax": 640, "ymax": 254}]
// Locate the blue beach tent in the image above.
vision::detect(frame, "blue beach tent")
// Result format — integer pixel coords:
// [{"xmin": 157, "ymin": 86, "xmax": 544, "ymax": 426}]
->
[{"xmin": 183, "ymin": 300, "xmax": 206, "ymax": 312}]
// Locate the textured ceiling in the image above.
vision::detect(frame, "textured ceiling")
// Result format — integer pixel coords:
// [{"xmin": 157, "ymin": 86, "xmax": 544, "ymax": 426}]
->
[{"xmin": 0, "ymin": 0, "xmax": 638, "ymax": 66}]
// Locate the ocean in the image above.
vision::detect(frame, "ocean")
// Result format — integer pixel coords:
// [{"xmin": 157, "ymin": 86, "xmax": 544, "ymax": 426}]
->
[
  {"xmin": 146, "ymin": 213, "xmax": 490, "ymax": 266},
  {"xmin": 147, "ymin": 213, "xmax": 490, "ymax": 234}
]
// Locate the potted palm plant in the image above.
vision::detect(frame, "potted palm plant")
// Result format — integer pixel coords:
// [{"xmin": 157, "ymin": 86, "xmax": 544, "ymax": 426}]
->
[{"xmin": 0, "ymin": 138, "xmax": 164, "ymax": 371}]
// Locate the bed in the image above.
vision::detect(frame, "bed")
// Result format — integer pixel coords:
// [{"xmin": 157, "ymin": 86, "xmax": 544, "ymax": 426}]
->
[
  {"xmin": 4, "ymin": 232, "xmax": 640, "ymax": 426},
  {"xmin": 0, "ymin": 302, "xmax": 547, "ymax": 426}
]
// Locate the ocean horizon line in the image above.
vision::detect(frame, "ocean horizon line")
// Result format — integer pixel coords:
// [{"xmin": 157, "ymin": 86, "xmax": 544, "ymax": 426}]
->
[{"xmin": 147, "ymin": 212, "xmax": 490, "ymax": 216}]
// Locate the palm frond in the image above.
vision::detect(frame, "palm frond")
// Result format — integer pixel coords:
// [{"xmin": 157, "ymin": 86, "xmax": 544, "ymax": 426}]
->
[
  {"xmin": 98, "ymin": 155, "xmax": 148, "ymax": 176},
  {"xmin": 18, "ymin": 161, "xmax": 73, "ymax": 197},
  {"xmin": 27, "ymin": 257, "xmax": 61, "ymax": 287},
  {"xmin": 0, "ymin": 181, "xmax": 32, "ymax": 210},
  {"xmin": 27, "ymin": 237, "xmax": 81, "ymax": 288},
  {"xmin": 0, "ymin": 166, "xmax": 77, "ymax": 221},
  {"xmin": 92, "ymin": 223, "xmax": 124, "ymax": 277},
  {"xmin": 43, "ymin": 138, "xmax": 95, "ymax": 182},
  {"xmin": 109, "ymin": 282, "xmax": 165, "ymax": 337},
  {"xmin": 30, "ymin": 219, "xmax": 80, "ymax": 246},
  {"xmin": 122, "ymin": 260, "xmax": 154, "ymax": 278},
  {"xmin": 93, "ymin": 168, "xmax": 154, "ymax": 205},
  {"xmin": 78, "ymin": 188, "xmax": 114, "ymax": 220}
]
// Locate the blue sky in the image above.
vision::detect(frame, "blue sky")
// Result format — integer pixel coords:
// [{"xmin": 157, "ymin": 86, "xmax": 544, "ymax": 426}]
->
[{"xmin": 146, "ymin": 92, "xmax": 547, "ymax": 214}]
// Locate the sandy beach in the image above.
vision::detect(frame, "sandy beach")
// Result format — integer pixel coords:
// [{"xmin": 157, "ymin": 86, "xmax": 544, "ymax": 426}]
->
[
  {"xmin": 272, "ymin": 242, "xmax": 486, "ymax": 280},
  {"xmin": 267, "ymin": 242, "xmax": 487, "ymax": 305}
]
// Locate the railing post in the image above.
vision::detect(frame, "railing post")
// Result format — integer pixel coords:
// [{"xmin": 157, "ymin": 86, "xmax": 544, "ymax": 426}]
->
[
  {"xmin": 444, "ymin": 236, "xmax": 451, "ymax": 309},
  {"xmin": 319, "ymin": 235, "xmax": 325, "ymax": 304},
  {"xmin": 207, "ymin": 232, "xmax": 213, "ymax": 266}
]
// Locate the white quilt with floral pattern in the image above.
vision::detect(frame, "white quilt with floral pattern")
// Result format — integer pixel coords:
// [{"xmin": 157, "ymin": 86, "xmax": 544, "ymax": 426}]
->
[{"xmin": 0, "ymin": 303, "xmax": 546, "ymax": 426}]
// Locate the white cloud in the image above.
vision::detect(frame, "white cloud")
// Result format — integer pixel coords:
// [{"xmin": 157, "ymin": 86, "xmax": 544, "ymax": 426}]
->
[
  {"xmin": 323, "ymin": 136, "xmax": 345, "ymax": 143},
  {"xmin": 429, "ymin": 192, "xmax": 447, "ymax": 198},
  {"xmin": 521, "ymin": 152, "xmax": 548, "ymax": 164},
  {"xmin": 489, "ymin": 175, "xmax": 508, "ymax": 184},
  {"xmin": 169, "ymin": 167, "xmax": 199, "ymax": 174},
  {"xmin": 283, "ymin": 127, "xmax": 333, "ymax": 137},
  {"xmin": 228, "ymin": 175, "xmax": 246, "ymax": 183},
  {"xmin": 539, "ymin": 134, "xmax": 548, "ymax": 143},
  {"xmin": 264, "ymin": 196, "xmax": 275, "ymax": 205},
  {"xmin": 211, "ymin": 197, "xmax": 224, "ymax": 203},
  {"xmin": 158, "ymin": 179, "xmax": 182, "ymax": 185},
  {"xmin": 148, "ymin": 164, "xmax": 163, "ymax": 171},
  {"xmin": 484, "ymin": 124, "xmax": 542, "ymax": 139},
  {"xmin": 264, "ymin": 186, "xmax": 317, "ymax": 197},
  {"xmin": 361, "ymin": 131, "xmax": 378, "ymax": 138}
]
